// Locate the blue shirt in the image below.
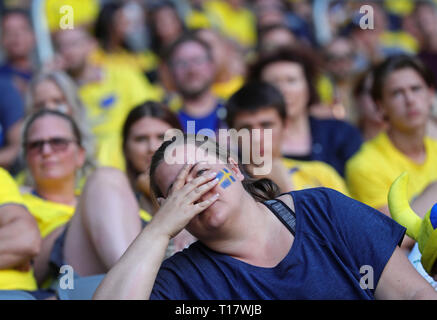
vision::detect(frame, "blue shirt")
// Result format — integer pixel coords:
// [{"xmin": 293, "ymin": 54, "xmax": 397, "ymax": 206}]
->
[
  {"xmin": 150, "ymin": 188, "xmax": 405, "ymax": 300},
  {"xmin": 0, "ymin": 63, "xmax": 33, "ymax": 83},
  {"xmin": 284, "ymin": 117, "xmax": 363, "ymax": 177},
  {"xmin": 178, "ymin": 101, "xmax": 227, "ymax": 136},
  {"xmin": 0, "ymin": 77, "xmax": 25, "ymax": 147}
]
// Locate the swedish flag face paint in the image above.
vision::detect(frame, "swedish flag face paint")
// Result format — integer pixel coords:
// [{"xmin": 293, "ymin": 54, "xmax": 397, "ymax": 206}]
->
[{"xmin": 216, "ymin": 168, "xmax": 236, "ymax": 189}]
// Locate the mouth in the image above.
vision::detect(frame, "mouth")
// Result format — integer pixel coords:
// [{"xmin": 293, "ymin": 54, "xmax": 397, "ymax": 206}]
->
[{"xmin": 407, "ymin": 110, "xmax": 421, "ymax": 117}]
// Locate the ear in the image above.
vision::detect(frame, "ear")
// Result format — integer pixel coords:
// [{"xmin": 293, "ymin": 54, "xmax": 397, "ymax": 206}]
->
[
  {"xmin": 375, "ymin": 100, "xmax": 389, "ymax": 121},
  {"xmin": 227, "ymin": 157, "xmax": 244, "ymax": 181},
  {"xmin": 75, "ymin": 146, "xmax": 86, "ymax": 169},
  {"xmin": 156, "ymin": 197, "xmax": 165, "ymax": 206}
]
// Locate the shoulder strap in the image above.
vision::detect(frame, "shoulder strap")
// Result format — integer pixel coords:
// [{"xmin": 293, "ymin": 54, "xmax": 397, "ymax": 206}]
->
[{"xmin": 263, "ymin": 198, "xmax": 296, "ymax": 236}]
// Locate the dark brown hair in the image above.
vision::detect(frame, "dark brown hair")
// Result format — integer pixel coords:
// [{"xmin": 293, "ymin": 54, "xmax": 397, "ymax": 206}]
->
[
  {"xmin": 226, "ymin": 81, "xmax": 287, "ymax": 128},
  {"xmin": 122, "ymin": 100, "xmax": 182, "ymax": 176},
  {"xmin": 149, "ymin": 134, "xmax": 280, "ymax": 202},
  {"xmin": 247, "ymin": 46, "xmax": 321, "ymax": 108},
  {"xmin": 371, "ymin": 54, "xmax": 435, "ymax": 101}
]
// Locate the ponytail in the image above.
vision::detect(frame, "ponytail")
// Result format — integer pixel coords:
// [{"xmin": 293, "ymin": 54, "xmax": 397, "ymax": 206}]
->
[{"xmin": 241, "ymin": 176, "xmax": 281, "ymax": 202}]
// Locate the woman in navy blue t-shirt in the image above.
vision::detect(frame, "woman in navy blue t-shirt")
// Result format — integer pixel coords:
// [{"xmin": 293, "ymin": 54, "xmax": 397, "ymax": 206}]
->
[
  {"xmin": 94, "ymin": 136, "xmax": 436, "ymax": 300},
  {"xmin": 248, "ymin": 47, "xmax": 363, "ymax": 177}
]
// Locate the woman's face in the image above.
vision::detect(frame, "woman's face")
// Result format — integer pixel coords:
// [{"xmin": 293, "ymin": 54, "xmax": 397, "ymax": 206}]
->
[
  {"xmin": 33, "ymin": 79, "xmax": 72, "ymax": 115},
  {"xmin": 154, "ymin": 7, "xmax": 183, "ymax": 45},
  {"xmin": 124, "ymin": 117, "xmax": 173, "ymax": 173},
  {"xmin": 261, "ymin": 61, "xmax": 309, "ymax": 119},
  {"xmin": 154, "ymin": 143, "xmax": 245, "ymax": 239},
  {"xmin": 25, "ymin": 115, "xmax": 85, "ymax": 186}
]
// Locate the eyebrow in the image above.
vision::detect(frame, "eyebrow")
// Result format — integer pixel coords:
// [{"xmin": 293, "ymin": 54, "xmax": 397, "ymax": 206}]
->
[{"xmin": 165, "ymin": 162, "xmax": 205, "ymax": 197}]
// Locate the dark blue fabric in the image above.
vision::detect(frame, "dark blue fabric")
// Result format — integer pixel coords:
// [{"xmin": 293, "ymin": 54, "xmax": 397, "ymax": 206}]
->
[
  {"xmin": 150, "ymin": 188, "xmax": 405, "ymax": 300},
  {"xmin": 0, "ymin": 63, "xmax": 33, "ymax": 82},
  {"xmin": 178, "ymin": 101, "xmax": 226, "ymax": 136},
  {"xmin": 284, "ymin": 116, "xmax": 363, "ymax": 177},
  {"xmin": 0, "ymin": 76, "xmax": 25, "ymax": 147}
]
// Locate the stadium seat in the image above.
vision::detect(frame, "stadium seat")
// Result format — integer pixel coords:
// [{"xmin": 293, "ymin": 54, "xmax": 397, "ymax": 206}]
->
[
  {"xmin": 0, "ymin": 290, "xmax": 36, "ymax": 300},
  {"xmin": 56, "ymin": 274, "xmax": 105, "ymax": 300}
]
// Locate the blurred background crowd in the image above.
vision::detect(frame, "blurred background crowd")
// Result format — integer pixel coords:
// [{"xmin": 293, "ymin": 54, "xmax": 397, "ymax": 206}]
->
[{"xmin": 1, "ymin": 0, "xmax": 437, "ymax": 298}]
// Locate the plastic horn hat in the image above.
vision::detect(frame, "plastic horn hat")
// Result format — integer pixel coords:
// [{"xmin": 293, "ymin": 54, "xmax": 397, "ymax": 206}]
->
[{"xmin": 388, "ymin": 172, "xmax": 437, "ymax": 274}]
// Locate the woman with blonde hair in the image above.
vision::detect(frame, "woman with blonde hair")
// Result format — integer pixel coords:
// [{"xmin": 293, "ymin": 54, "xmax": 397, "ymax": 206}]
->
[{"xmin": 25, "ymin": 70, "xmax": 95, "ymax": 177}]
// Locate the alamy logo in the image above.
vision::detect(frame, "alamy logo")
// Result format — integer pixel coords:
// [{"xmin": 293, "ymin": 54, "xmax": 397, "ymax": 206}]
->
[
  {"xmin": 59, "ymin": 5, "xmax": 74, "ymax": 30},
  {"xmin": 163, "ymin": 122, "xmax": 273, "ymax": 176},
  {"xmin": 59, "ymin": 265, "xmax": 75, "ymax": 290},
  {"xmin": 359, "ymin": 265, "xmax": 374, "ymax": 290},
  {"xmin": 359, "ymin": 5, "xmax": 374, "ymax": 30}
]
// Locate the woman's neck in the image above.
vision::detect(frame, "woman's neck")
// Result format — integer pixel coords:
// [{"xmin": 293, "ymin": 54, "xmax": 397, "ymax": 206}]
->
[
  {"xmin": 282, "ymin": 115, "xmax": 312, "ymax": 155},
  {"xmin": 203, "ymin": 193, "xmax": 292, "ymax": 267},
  {"xmin": 284, "ymin": 113, "xmax": 310, "ymax": 133},
  {"xmin": 35, "ymin": 179, "xmax": 77, "ymax": 207}
]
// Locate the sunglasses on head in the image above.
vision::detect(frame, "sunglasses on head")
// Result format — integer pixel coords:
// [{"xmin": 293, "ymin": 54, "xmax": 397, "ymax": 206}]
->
[{"xmin": 25, "ymin": 137, "xmax": 77, "ymax": 155}]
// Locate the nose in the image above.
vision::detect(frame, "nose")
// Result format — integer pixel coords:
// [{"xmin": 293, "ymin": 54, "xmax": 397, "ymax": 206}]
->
[
  {"xmin": 40, "ymin": 141, "xmax": 54, "ymax": 156},
  {"xmin": 149, "ymin": 137, "xmax": 163, "ymax": 154},
  {"xmin": 404, "ymin": 90, "xmax": 416, "ymax": 107}
]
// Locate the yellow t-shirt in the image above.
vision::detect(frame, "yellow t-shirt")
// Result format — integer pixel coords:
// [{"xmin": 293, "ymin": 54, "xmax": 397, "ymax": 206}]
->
[
  {"xmin": 379, "ymin": 31, "xmax": 419, "ymax": 55},
  {"xmin": 90, "ymin": 48, "xmax": 160, "ymax": 77},
  {"xmin": 212, "ymin": 75, "xmax": 244, "ymax": 101},
  {"xmin": 384, "ymin": 0, "xmax": 415, "ymax": 16},
  {"xmin": 22, "ymin": 193, "xmax": 75, "ymax": 238},
  {"xmin": 204, "ymin": 0, "xmax": 257, "ymax": 48},
  {"xmin": 45, "ymin": 0, "xmax": 100, "ymax": 31},
  {"xmin": 345, "ymin": 132, "xmax": 437, "ymax": 209},
  {"xmin": 22, "ymin": 192, "xmax": 152, "ymax": 239},
  {"xmin": 0, "ymin": 168, "xmax": 23, "ymax": 205},
  {"xmin": 281, "ymin": 158, "xmax": 350, "ymax": 196},
  {"xmin": 185, "ymin": 8, "xmax": 217, "ymax": 30},
  {"xmin": 0, "ymin": 169, "xmax": 37, "ymax": 291},
  {"xmin": 79, "ymin": 63, "xmax": 162, "ymax": 170}
]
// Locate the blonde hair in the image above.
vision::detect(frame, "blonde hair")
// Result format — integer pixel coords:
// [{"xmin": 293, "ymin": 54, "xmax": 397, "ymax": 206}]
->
[
  {"xmin": 22, "ymin": 71, "xmax": 96, "ymax": 186},
  {"xmin": 27, "ymin": 71, "xmax": 95, "ymax": 160}
]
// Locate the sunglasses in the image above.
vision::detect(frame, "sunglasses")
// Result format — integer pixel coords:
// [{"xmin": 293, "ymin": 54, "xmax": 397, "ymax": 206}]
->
[{"xmin": 25, "ymin": 137, "xmax": 78, "ymax": 155}]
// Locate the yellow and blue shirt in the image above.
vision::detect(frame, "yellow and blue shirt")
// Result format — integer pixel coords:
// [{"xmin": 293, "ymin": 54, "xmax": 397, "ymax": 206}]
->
[
  {"xmin": 79, "ymin": 63, "xmax": 163, "ymax": 170},
  {"xmin": 281, "ymin": 158, "xmax": 350, "ymax": 196}
]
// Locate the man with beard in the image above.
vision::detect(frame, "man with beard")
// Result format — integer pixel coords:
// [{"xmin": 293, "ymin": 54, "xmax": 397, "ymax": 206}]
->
[{"xmin": 165, "ymin": 34, "xmax": 227, "ymax": 135}]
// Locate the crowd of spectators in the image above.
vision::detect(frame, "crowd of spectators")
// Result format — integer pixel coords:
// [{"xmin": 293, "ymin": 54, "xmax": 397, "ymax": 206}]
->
[{"xmin": 1, "ymin": 0, "xmax": 437, "ymax": 300}]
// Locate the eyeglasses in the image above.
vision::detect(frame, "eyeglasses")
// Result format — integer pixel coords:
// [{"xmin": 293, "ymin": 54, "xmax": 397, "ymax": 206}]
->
[
  {"xmin": 171, "ymin": 55, "xmax": 210, "ymax": 70},
  {"xmin": 25, "ymin": 137, "xmax": 78, "ymax": 155}
]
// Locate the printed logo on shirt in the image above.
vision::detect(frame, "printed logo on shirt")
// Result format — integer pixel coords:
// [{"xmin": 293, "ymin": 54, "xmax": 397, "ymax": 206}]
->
[{"xmin": 100, "ymin": 94, "xmax": 117, "ymax": 109}]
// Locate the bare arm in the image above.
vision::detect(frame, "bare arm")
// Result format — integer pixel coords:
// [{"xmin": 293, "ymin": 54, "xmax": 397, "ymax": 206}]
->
[
  {"xmin": 93, "ymin": 222, "xmax": 170, "ymax": 300},
  {"xmin": 375, "ymin": 246, "xmax": 437, "ymax": 299},
  {"xmin": 93, "ymin": 165, "xmax": 220, "ymax": 300},
  {"xmin": 0, "ymin": 204, "xmax": 42, "ymax": 269},
  {"xmin": 410, "ymin": 181, "xmax": 437, "ymax": 218}
]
